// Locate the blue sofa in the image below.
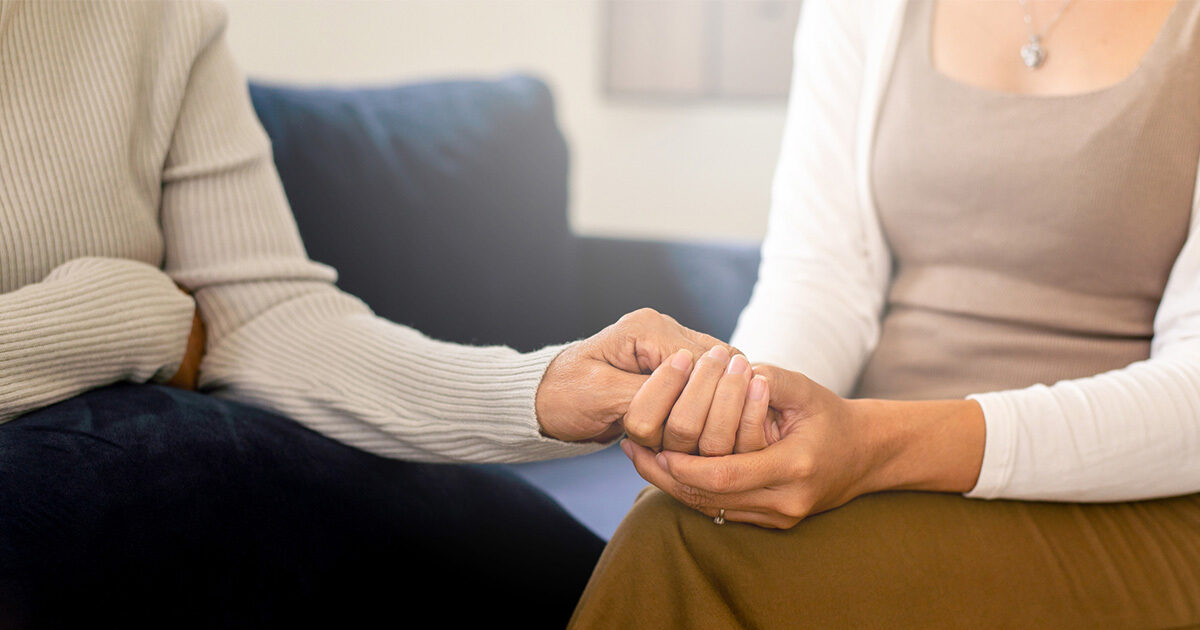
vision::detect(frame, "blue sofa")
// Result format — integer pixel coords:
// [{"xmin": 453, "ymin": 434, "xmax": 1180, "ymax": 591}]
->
[{"xmin": 249, "ymin": 76, "xmax": 761, "ymax": 539}]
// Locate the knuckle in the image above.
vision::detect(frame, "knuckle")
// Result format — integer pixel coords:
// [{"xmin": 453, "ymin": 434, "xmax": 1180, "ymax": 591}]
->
[
  {"xmin": 752, "ymin": 364, "xmax": 779, "ymax": 382},
  {"xmin": 790, "ymin": 455, "xmax": 816, "ymax": 479},
  {"xmin": 660, "ymin": 365, "xmax": 691, "ymax": 385},
  {"xmin": 630, "ymin": 307, "xmax": 659, "ymax": 324},
  {"xmin": 673, "ymin": 482, "xmax": 709, "ymax": 511},
  {"xmin": 665, "ymin": 374, "xmax": 692, "ymax": 393},
  {"xmin": 777, "ymin": 498, "xmax": 807, "ymax": 520},
  {"xmin": 698, "ymin": 436, "xmax": 733, "ymax": 457},
  {"xmin": 665, "ymin": 422, "xmax": 701, "ymax": 444},
  {"xmin": 615, "ymin": 309, "xmax": 643, "ymax": 330},
  {"xmin": 707, "ymin": 463, "xmax": 736, "ymax": 493},
  {"xmin": 624, "ymin": 419, "xmax": 660, "ymax": 441},
  {"xmin": 623, "ymin": 420, "xmax": 651, "ymax": 439}
]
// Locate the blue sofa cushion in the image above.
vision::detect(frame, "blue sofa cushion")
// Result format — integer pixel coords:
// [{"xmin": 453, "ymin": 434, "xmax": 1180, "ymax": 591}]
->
[
  {"xmin": 578, "ymin": 237, "xmax": 759, "ymax": 342},
  {"xmin": 250, "ymin": 76, "xmax": 580, "ymax": 352}
]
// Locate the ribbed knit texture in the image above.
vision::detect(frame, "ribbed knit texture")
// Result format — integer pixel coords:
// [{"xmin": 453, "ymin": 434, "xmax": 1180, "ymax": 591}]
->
[{"xmin": 0, "ymin": 0, "xmax": 601, "ymax": 463}]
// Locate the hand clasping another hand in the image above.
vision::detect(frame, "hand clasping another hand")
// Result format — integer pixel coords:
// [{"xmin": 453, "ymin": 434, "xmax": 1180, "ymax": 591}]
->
[
  {"xmin": 620, "ymin": 356, "xmax": 888, "ymax": 529},
  {"xmin": 624, "ymin": 346, "xmax": 776, "ymax": 455},
  {"xmin": 534, "ymin": 308, "xmax": 733, "ymax": 444}
]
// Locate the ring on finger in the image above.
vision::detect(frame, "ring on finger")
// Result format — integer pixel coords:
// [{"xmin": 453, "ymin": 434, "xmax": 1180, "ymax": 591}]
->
[{"xmin": 713, "ymin": 508, "xmax": 726, "ymax": 525}]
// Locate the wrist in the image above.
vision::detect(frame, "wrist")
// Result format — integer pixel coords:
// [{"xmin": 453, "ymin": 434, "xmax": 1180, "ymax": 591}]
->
[
  {"xmin": 534, "ymin": 358, "xmax": 559, "ymax": 438},
  {"xmin": 164, "ymin": 303, "xmax": 205, "ymax": 389},
  {"xmin": 533, "ymin": 341, "xmax": 583, "ymax": 442},
  {"xmin": 849, "ymin": 397, "xmax": 986, "ymax": 494}
]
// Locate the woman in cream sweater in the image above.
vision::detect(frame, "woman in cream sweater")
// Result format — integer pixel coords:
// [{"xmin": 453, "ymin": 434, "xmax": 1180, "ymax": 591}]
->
[{"xmin": 0, "ymin": 1, "xmax": 729, "ymax": 626}]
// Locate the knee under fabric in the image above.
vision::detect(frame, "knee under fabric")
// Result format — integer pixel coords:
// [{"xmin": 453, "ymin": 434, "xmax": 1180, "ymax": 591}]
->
[
  {"xmin": 571, "ymin": 488, "xmax": 1200, "ymax": 629},
  {"xmin": 0, "ymin": 383, "xmax": 602, "ymax": 629}
]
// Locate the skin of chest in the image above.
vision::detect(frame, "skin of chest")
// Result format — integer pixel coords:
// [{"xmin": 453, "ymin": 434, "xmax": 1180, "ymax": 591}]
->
[{"xmin": 931, "ymin": 0, "xmax": 1178, "ymax": 95}]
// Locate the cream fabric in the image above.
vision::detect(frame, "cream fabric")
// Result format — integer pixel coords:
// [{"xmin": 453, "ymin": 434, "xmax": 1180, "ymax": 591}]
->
[{"xmin": 0, "ymin": 0, "xmax": 601, "ymax": 463}]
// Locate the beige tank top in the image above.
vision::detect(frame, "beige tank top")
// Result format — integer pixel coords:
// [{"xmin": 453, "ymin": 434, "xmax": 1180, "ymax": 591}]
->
[{"xmin": 854, "ymin": 0, "xmax": 1200, "ymax": 401}]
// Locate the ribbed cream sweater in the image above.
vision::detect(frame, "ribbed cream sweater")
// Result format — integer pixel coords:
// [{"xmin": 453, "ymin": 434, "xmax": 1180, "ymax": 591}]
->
[{"xmin": 0, "ymin": 0, "xmax": 600, "ymax": 463}]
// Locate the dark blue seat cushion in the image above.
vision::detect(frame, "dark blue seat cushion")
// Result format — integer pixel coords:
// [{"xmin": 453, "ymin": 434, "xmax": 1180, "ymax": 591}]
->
[{"xmin": 250, "ymin": 76, "xmax": 580, "ymax": 352}]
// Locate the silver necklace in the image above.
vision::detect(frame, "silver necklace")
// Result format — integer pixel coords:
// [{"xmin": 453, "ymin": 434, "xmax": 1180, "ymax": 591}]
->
[{"xmin": 1017, "ymin": 0, "xmax": 1076, "ymax": 69}]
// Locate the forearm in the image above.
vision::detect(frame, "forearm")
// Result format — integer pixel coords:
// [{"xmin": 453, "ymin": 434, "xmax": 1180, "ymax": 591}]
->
[
  {"xmin": 0, "ymin": 257, "xmax": 195, "ymax": 422},
  {"xmin": 851, "ymin": 397, "xmax": 986, "ymax": 495},
  {"xmin": 965, "ymin": 348, "xmax": 1200, "ymax": 501},
  {"xmin": 730, "ymin": 0, "xmax": 889, "ymax": 398},
  {"xmin": 198, "ymin": 281, "xmax": 609, "ymax": 463}
]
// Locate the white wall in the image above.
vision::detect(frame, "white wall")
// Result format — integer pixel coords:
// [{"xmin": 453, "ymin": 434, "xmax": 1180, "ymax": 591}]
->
[{"xmin": 223, "ymin": 0, "xmax": 788, "ymax": 243}]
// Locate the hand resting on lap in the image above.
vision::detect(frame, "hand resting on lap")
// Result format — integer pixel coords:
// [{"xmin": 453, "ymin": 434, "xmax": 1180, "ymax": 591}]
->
[{"xmin": 622, "ymin": 360, "xmax": 986, "ymax": 529}]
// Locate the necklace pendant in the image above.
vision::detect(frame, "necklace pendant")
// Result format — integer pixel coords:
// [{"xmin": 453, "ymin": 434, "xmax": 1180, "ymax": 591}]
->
[{"xmin": 1020, "ymin": 35, "xmax": 1047, "ymax": 69}]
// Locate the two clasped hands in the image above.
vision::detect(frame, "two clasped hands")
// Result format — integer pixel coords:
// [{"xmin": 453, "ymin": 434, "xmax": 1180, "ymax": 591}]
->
[
  {"xmin": 171, "ymin": 298, "xmax": 985, "ymax": 530},
  {"xmin": 534, "ymin": 308, "xmax": 987, "ymax": 529}
]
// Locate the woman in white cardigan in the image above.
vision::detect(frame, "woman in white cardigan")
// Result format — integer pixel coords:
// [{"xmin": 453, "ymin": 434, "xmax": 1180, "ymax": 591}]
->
[{"xmin": 572, "ymin": 0, "xmax": 1200, "ymax": 626}]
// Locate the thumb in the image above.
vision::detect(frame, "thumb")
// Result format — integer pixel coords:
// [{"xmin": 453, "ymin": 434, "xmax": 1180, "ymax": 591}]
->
[
  {"xmin": 606, "ymin": 367, "xmax": 650, "ymax": 419},
  {"xmin": 576, "ymin": 366, "xmax": 647, "ymax": 443},
  {"xmin": 750, "ymin": 363, "xmax": 813, "ymax": 409}
]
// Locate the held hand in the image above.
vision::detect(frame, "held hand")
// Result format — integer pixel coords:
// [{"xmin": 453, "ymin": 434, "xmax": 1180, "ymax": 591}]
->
[
  {"xmin": 621, "ymin": 364, "xmax": 883, "ymax": 529},
  {"xmin": 622, "ymin": 363, "xmax": 987, "ymax": 528},
  {"xmin": 165, "ymin": 287, "xmax": 207, "ymax": 391},
  {"xmin": 624, "ymin": 347, "xmax": 774, "ymax": 455},
  {"xmin": 534, "ymin": 308, "xmax": 731, "ymax": 443}
]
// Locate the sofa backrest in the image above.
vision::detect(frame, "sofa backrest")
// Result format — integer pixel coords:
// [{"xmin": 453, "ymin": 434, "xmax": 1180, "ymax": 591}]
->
[{"xmin": 250, "ymin": 76, "xmax": 580, "ymax": 352}]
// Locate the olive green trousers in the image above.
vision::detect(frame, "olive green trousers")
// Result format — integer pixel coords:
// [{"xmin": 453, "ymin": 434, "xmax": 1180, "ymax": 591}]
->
[{"xmin": 570, "ymin": 488, "xmax": 1200, "ymax": 628}]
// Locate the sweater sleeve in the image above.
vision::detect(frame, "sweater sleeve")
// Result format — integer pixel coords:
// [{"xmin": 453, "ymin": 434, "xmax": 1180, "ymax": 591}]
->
[
  {"xmin": 160, "ymin": 4, "xmax": 603, "ymax": 463},
  {"xmin": 730, "ymin": 0, "xmax": 891, "ymax": 397},
  {"xmin": 0, "ymin": 257, "xmax": 196, "ymax": 423}
]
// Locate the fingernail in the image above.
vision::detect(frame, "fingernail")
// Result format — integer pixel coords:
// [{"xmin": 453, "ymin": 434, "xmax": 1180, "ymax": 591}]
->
[
  {"xmin": 670, "ymin": 349, "xmax": 693, "ymax": 371},
  {"xmin": 620, "ymin": 439, "xmax": 633, "ymax": 459},
  {"xmin": 656, "ymin": 452, "xmax": 669, "ymax": 471},
  {"xmin": 726, "ymin": 354, "xmax": 748, "ymax": 375},
  {"xmin": 749, "ymin": 375, "xmax": 767, "ymax": 401},
  {"xmin": 706, "ymin": 345, "xmax": 730, "ymax": 362}
]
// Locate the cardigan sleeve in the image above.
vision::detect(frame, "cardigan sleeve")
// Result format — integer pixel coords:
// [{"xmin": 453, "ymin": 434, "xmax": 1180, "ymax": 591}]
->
[
  {"xmin": 965, "ymin": 203, "xmax": 1200, "ymax": 501},
  {"xmin": 730, "ymin": 0, "xmax": 891, "ymax": 397},
  {"xmin": 159, "ymin": 3, "xmax": 603, "ymax": 463}
]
